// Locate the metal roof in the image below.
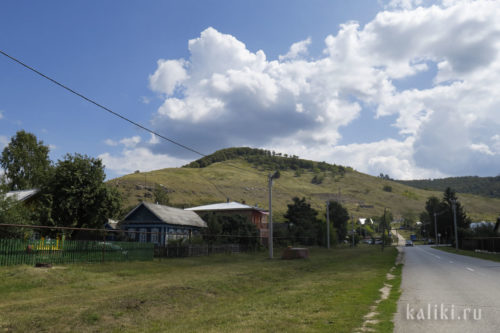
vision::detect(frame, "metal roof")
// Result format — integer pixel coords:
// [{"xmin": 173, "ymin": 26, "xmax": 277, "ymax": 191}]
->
[
  {"xmin": 5, "ymin": 189, "xmax": 39, "ymax": 202},
  {"xmin": 185, "ymin": 201, "xmax": 266, "ymax": 212},
  {"xmin": 358, "ymin": 218, "xmax": 374, "ymax": 225},
  {"xmin": 106, "ymin": 219, "xmax": 119, "ymax": 229},
  {"xmin": 123, "ymin": 202, "xmax": 207, "ymax": 228}
]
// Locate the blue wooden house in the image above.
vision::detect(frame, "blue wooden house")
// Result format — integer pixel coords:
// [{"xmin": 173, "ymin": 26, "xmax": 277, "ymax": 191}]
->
[{"xmin": 120, "ymin": 202, "xmax": 207, "ymax": 245}]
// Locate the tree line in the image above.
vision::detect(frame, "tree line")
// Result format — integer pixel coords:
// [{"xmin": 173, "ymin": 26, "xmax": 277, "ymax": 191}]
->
[
  {"xmin": 183, "ymin": 147, "xmax": 350, "ymax": 175},
  {"xmin": 419, "ymin": 187, "xmax": 500, "ymax": 243},
  {"xmin": 398, "ymin": 176, "xmax": 500, "ymax": 199}
]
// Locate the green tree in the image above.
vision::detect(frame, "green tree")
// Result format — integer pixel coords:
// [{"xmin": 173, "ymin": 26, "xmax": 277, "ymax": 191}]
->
[
  {"xmin": 423, "ymin": 188, "xmax": 470, "ymax": 243},
  {"xmin": 39, "ymin": 154, "xmax": 121, "ymax": 237},
  {"xmin": 284, "ymin": 197, "xmax": 323, "ymax": 245},
  {"xmin": 201, "ymin": 213, "xmax": 259, "ymax": 247},
  {"xmin": 378, "ymin": 210, "xmax": 393, "ymax": 245},
  {"xmin": 153, "ymin": 185, "xmax": 170, "ymax": 205},
  {"xmin": 1, "ymin": 130, "xmax": 52, "ymax": 190},
  {"xmin": 402, "ymin": 211, "xmax": 416, "ymax": 228},
  {"xmin": 442, "ymin": 187, "xmax": 470, "ymax": 244},
  {"xmin": 327, "ymin": 200, "xmax": 349, "ymax": 242},
  {"xmin": 442, "ymin": 187, "xmax": 469, "ymax": 228},
  {"xmin": 423, "ymin": 196, "xmax": 446, "ymax": 238},
  {"xmin": 0, "ymin": 192, "xmax": 33, "ymax": 238}
]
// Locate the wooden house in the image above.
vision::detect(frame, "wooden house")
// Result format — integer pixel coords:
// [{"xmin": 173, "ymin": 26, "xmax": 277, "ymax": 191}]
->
[
  {"xmin": 185, "ymin": 201, "xmax": 269, "ymax": 240},
  {"xmin": 120, "ymin": 202, "xmax": 207, "ymax": 245}
]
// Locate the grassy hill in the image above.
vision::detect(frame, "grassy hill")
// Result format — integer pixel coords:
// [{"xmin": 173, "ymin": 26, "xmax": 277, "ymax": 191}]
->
[{"xmin": 108, "ymin": 149, "xmax": 500, "ymax": 222}]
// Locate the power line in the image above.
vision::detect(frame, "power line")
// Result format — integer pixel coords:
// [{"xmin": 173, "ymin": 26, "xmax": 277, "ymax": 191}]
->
[
  {"xmin": 0, "ymin": 49, "xmax": 206, "ymax": 157},
  {"xmin": 0, "ymin": 49, "xmax": 256, "ymax": 177},
  {"xmin": 0, "ymin": 223, "xmax": 316, "ymax": 240},
  {"xmin": 0, "ymin": 49, "xmax": 272, "ymax": 200}
]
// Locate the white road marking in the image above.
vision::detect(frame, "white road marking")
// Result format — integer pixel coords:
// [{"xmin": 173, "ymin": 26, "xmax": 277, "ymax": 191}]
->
[
  {"xmin": 449, "ymin": 261, "xmax": 454, "ymax": 263},
  {"xmin": 466, "ymin": 267, "xmax": 474, "ymax": 272}
]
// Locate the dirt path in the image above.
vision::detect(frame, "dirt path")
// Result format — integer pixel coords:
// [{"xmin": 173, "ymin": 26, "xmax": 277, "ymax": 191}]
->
[{"xmin": 391, "ymin": 229, "xmax": 406, "ymax": 246}]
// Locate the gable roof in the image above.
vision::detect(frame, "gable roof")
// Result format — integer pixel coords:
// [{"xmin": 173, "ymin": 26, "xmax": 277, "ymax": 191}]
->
[
  {"xmin": 123, "ymin": 202, "xmax": 207, "ymax": 228},
  {"xmin": 5, "ymin": 189, "xmax": 40, "ymax": 202},
  {"xmin": 185, "ymin": 201, "xmax": 266, "ymax": 213}
]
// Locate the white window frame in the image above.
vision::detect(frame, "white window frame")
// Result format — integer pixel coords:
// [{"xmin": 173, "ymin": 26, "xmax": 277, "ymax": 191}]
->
[
  {"xmin": 128, "ymin": 228, "xmax": 136, "ymax": 240},
  {"xmin": 139, "ymin": 228, "xmax": 147, "ymax": 243},
  {"xmin": 151, "ymin": 228, "xmax": 159, "ymax": 244}
]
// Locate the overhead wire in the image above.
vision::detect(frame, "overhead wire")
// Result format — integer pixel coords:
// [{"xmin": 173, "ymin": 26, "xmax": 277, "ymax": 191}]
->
[
  {"xmin": 0, "ymin": 49, "xmax": 207, "ymax": 158},
  {"xmin": 0, "ymin": 49, "xmax": 259, "ymax": 200}
]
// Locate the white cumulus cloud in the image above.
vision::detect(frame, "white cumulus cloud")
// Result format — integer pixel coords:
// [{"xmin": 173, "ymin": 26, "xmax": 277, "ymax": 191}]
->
[
  {"xmin": 279, "ymin": 38, "xmax": 312, "ymax": 61},
  {"xmin": 101, "ymin": 0, "xmax": 500, "ymax": 179},
  {"xmin": 99, "ymin": 148, "xmax": 189, "ymax": 176}
]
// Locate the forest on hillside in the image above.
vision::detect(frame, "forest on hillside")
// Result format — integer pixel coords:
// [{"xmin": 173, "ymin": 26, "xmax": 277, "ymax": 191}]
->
[
  {"xmin": 397, "ymin": 176, "xmax": 500, "ymax": 199},
  {"xmin": 183, "ymin": 147, "xmax": 351, "ymax": 175}
]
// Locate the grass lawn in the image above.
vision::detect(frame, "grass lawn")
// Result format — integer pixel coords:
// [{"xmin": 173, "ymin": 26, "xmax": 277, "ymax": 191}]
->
[
  {"xmin": 433, "ymin": 246, "xmax": 500, "ymax": 263},
  {"xmin": 0, "ymin": 246, "xmax": 398, "ymax": 333}
]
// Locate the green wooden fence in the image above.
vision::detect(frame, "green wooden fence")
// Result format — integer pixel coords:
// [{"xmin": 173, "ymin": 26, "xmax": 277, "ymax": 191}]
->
[{"xmin": 0, "ymin": 238, "xmax": 154, "ymax": 266}]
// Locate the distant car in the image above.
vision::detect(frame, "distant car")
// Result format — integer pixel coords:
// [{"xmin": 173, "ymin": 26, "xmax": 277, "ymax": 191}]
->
[
  {"xmin": 427, "ymin": 239, "xmax": 435, "ymax": 244},
  {"xmin": 374, "ymin": 239, "xmax": 383, "ymax": 245},
  {"xmin": 405, "ymin": 240, "xmax": 414, "ymax": 247}
]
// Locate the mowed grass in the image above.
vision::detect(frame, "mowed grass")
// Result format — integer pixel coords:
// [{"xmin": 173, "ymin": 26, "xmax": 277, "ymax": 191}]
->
[
  {"xmin": 433, "ymin": 246, "xmax": 500, "ymax": 263},
  {"xmin": 0, "ymin": 246, "xmax": 397, "ymax": 333}
]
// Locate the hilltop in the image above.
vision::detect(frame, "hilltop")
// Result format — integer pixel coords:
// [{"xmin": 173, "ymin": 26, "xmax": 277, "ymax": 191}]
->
[
  {"xmin": 108, "ymin": 148, "xmax": 500, "ymax": 222},
  {"xmin": 397, "ymin": 176, "xmax": 500, "ymax": 199}
]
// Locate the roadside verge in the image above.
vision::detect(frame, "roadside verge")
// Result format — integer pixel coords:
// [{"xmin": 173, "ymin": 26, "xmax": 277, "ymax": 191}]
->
[{"xmin": 356, "ymin": 247, "xmax": 404, "ymax": 332}]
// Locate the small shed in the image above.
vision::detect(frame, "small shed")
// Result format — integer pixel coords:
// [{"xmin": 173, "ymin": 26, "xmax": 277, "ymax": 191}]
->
[{"xmin": 120, "ymin": 202, "xmax": 207, "ymax": 245}]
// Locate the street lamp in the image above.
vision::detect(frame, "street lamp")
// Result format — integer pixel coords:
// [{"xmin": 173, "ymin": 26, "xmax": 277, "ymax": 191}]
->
[
  {"xmin": 450, "ymin": 199, "xmax": 459, "ymax": 250},
  {"xmin": 433, "ymin": 212, "xmax": 438, "ymax": 245},
  {"xmin": 268, "ymin": 171, "xmax": 280, "ymax": 259}
]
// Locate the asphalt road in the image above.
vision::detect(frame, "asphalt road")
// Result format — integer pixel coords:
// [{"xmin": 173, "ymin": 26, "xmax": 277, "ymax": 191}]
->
[{"xmin": 394, "ymin": 245, "xmax": 500, "ymax": 332}]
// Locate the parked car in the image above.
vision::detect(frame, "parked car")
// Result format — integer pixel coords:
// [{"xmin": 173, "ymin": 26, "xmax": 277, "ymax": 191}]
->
[
  {"xmin": 374, "ymin": 239, "xmax": 383, "ymax": 245},
  {"xmin": 405, "ymin": 240, "xmax": 414, "ymax": 247},
  {"xmin": 427, "ymin": 239, "xmax": 435, "ymax": 244}
]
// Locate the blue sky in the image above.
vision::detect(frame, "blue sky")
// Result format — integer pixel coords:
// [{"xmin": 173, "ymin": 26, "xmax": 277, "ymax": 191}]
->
[{"xmin": 1, "ymin": 0, "xmax": 499, "ymax": 180}]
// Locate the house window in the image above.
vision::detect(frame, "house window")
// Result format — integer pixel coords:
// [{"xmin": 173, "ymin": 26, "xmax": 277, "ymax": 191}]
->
[
  {"xmin": 128, "ymin": 228, "xmax": 136, "ymax": 240},
  {"xmin": 139, "ymin": 228, "xmax": 147, "ymax": 243},
  {"xmin": 151, "ymin": 228, "xmax": 159, "ymax": 244}
]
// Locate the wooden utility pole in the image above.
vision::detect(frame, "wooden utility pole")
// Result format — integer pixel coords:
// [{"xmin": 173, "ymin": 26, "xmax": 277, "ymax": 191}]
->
[
  {"xmin": 326, "ymin": 201, "xmax": 330, "ymax": 249},
  {"xmin": 382, "ymin": 208, "xmax": 387, "ymax": 251}
]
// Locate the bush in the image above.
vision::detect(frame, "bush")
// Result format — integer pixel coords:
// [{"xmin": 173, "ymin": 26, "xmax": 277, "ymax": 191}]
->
[{"xmin": 311, "ymin": 174, "xmax": 325, "ymax": 184}]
